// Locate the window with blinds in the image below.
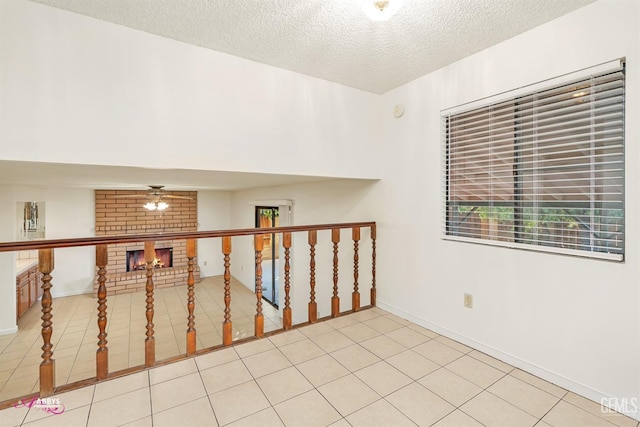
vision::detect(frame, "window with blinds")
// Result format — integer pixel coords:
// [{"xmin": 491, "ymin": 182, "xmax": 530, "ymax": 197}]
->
[{"xmin": 442, "ymin": 61, "xmax": 625, "ymax": 261}]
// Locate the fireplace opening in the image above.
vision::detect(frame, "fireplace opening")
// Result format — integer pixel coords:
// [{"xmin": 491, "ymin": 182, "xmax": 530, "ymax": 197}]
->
[{"xmin": 126, "ymin": 248, "xmax": 173, "ymax": 272}]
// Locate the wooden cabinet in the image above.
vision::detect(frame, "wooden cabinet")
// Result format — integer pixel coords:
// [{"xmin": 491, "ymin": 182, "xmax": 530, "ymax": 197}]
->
[
  {"xmin": 29, "ymin": 269, "xmax": 42, "ymax": 305},
  {"xmin": 16, "ymin": 264, "xmax": 41, "ymax": 320},
  {"xmin": 17, "ymin": 277, "xmax": 29, "ymax": 319}
]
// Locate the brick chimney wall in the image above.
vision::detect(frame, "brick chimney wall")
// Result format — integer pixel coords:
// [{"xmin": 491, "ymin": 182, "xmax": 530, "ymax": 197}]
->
[{"xmin": 94, "ymin": 189, "xmax": 200, "ymax": 295}]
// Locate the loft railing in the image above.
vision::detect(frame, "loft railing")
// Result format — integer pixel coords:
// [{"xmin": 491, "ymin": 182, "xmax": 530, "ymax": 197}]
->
[{"xmin": 0, "ymin": 221, "xmax": 376, "ymax": 408}]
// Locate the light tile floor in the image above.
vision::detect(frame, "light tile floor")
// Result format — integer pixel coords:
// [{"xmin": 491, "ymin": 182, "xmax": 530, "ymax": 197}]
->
[
  {"xmin": 0, "ymin": 276, "xmax": 280, "ymax": 403},
  {"xmin": 1, "ymin": 307, "xmax": 638, "ymax": 426}
]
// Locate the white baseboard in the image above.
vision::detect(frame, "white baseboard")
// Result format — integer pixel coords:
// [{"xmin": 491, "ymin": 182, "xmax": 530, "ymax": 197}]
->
[
  {"xmin": 51, "ymin": 289, "xmax": 93, "ymax": 298},
  {"xmin": 376, "ymin": 300, "xmax": 640, "ymax": 422},
  {"xmin": 0, "ymin": 325, "xmax": 18, "ymax": 336}
]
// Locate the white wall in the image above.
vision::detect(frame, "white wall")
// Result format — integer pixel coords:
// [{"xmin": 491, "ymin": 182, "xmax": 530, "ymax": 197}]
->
[
  {"xmin": 229, "ymin": 179, "xmax": 378, "ymax": 324},
  {"xmin": 0, "ymin": 0, "xmax": 380, "ymax": 181},
  {"xmin": 43, "ymin": 187, "xmax": 95, "ymax": 298},
  {"xmin": 377, "ymin": 0, "xmax": 639, "ymax": 418},
  {"xmin": 0, "ymin": 185, "xmax": 95, "ymax": 333},
  {"xmin": 0, "ymin": 185, "xmax": 17, "ymax": 334},
  {"xmin": 197, "ymin": 190, "xmax": 232, "ymax": 277},
  {"xmin": 0, "ymin": 0, "xmax": 381, "ymax": 335},
  {"xmin": 11, "ymin": 186, "xmax": 94, "ymax": 299}
]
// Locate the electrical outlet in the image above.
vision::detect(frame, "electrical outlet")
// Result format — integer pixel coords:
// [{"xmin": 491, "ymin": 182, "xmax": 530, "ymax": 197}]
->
[
  {"xmin": 464, "ymin": 293, "xmax": 473, "ymax": 309},
  {"xmin": 203, "ymin": 261, "xmax": 207, "ymax": 266}
]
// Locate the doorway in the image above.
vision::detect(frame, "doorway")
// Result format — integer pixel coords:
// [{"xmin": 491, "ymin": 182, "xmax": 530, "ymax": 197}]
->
[{"xmin": 255, "ymin": 206, "xmax": 279, "ymax": 308}]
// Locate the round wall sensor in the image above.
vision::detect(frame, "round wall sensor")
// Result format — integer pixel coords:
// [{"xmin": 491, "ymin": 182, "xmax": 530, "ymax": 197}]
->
[{"xmin": 393, "ymin": 104, "xmax": 405, "ymax": 118}]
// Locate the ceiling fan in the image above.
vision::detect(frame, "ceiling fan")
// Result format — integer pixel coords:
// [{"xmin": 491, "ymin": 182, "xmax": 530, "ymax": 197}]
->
[{"xmin": 114, "ymin": 185, "xmax": 192, "ymax": 211}]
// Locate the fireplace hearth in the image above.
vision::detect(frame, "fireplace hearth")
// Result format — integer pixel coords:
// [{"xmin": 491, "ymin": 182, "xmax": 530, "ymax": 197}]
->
[{"xmin": 126, "ymin": 248, "xmax": 173, "ymax": 272}]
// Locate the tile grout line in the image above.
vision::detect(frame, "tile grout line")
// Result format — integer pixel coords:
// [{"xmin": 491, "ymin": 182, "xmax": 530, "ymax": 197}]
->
[
  {"xmin": 194, "ymin": 358, "xmax": 220, "ymax": 427},
  {"xmin": 83, "ymin": 382, "xmax": 98, "ymax": 427},
  {"xmin": 147, "ymin": 368, "xmax": 153, "ymax": 427},
  {"xmin": 560, "ymin": 396, "xmax": 621, "ymax": 427},
  {"xmin": 532, "ymin": 396, "xmax": 565, "ymax": 427}
]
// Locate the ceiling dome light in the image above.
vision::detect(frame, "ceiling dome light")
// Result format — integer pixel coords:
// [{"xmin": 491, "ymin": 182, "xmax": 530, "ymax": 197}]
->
[{"xmin": 357, "ymin": 0, "xmax": 402, "ymax": 21}]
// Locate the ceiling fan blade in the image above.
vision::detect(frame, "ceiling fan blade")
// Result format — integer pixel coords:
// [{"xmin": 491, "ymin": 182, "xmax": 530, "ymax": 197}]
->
[
  {"xmin": 109, "ymin": 186, "xmax": 192, "ymax": 202},
  {"xmin": 112, "ymin": 194, "xmax": 151, "ymax": 199},
  {"xmin": 161, "ymin": 195, "xmax": 193, "ymax": 200}
]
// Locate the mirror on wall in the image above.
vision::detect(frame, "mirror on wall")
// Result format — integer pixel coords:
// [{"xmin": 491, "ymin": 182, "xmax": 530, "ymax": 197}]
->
[{"xmin": 16, "ymin": 201, "xmax": 46, "ymax": 240}]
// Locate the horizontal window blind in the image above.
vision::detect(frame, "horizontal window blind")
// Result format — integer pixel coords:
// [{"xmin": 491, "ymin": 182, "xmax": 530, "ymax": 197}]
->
[{"xmin": 442, "ymin": 62, "xmax": 625, "ymax": 261}]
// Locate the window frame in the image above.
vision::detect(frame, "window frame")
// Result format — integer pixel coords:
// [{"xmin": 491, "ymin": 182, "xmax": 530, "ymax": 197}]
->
[{"xmin": 441, "ymin": 60, "xmax": 625, "ymax": 262}]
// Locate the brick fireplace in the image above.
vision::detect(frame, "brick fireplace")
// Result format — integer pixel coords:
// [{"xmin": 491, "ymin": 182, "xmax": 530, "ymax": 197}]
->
[{"xmin": 93, "ymin": 189, "xmax": 200, "ymax": 295}]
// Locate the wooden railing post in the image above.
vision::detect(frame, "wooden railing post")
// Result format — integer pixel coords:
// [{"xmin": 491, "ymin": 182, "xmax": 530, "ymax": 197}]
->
[
  {"xmin": 283, "ymin": 233, "xmax": 292, "ymax": 330},
  {"xmin": 144, "ymin": 241, "xmax": 155, "ymax": 367},
  {"xmin": 254, "ymin": 235, "xmax": 264, "ymax": 337},
  {"xmin": 331, "ymin": 229, "xmax": 340, "ymax": 317},
  {"xmin": 308, "ymin": 230, "xmax": 317, "ymax": 323},
  {"xmin": 371, "ymin": 224, "xmax": 376, "ymax": 307},
  {"xmin": 38, "ymin": 249, "xmax": 55, "ymax": 396},
  {"xmin": 186, "ymin": 239, "xmax": 196, "ymax": 355},
  {"xmin": 222, "ymin": 237, "xmax": 233, "ymax": 345},
  {"xmin": 352, "ymin": 227, "xmax": 360, "ymax": 312},
  {"xmin": 96, "ymin": 245, "xmax": 108, "ymax": 380}
]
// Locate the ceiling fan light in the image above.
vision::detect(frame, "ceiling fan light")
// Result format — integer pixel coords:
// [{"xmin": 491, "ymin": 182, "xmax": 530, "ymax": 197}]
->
[
  {"xmin": 156, "ymin": 201, "xmax": 169, "ymax": 211},
  {"xmin": 143, "ymin": 202, "xmax": 157, "ymax": 211},
  {"xmin": 357, "ymin": 0, "xmax": 402, "ymax": 21}
]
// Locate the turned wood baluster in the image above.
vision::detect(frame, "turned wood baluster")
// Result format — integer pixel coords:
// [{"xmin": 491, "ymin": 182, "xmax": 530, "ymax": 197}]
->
[
  {"xmin": 144, "ymin": 241, "xmax": 156, "ymax": 367},
  {"xmin": 96, "ymin": 245, "xmax": 109, "ymax": 380},
  {"xmin": 222, "ymin": 237, "xmax": 233, "ymax": 345},
  {"xmin": 39, "ymin": 249, "xmax": 55, "ymax": 396},
  {"xmin": 308, "ymin": 230, "xmax": 318, "ymax": 323},
  {"xmin": 371, "ymin": 224, "xmax": 377, "ymax": 307},
  {"xmin": 186, "ymin": 239, "xmax": 196, "ymax": 355},
  {"xmin": 254, "ymin": 235, "xmax": 264, "ymax": 337},
  {"xmin": 352, "ymin": 227, "xmax": 360, "ymax": 312},
  {"xmin": 331, "ymin": 229, "xmax": 340, "ymax": 318},
  {"xmin": 283, "ymin": 232, "xmax": 292, "ymax": 330}
]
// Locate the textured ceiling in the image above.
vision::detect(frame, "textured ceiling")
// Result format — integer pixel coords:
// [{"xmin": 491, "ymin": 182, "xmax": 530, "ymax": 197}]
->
[{"xmin": 28, "ymin": 0, "xmax": 595, "ymax": 94}]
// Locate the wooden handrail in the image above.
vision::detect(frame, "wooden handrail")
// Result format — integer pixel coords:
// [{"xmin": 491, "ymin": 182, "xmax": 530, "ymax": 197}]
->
[
  {"xmin": 0, "ymin": 221, "xmax": 376, "ymax": 252},
  {"xmin": 0, "ymin": 220, "xmax": 377, "ymax": 410}
]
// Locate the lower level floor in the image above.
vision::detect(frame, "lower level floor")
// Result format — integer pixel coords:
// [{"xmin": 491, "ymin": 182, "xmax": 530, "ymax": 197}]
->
[{"xmin": 0, "ymin": 276, "xmax": 280, "ymax": 402}]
